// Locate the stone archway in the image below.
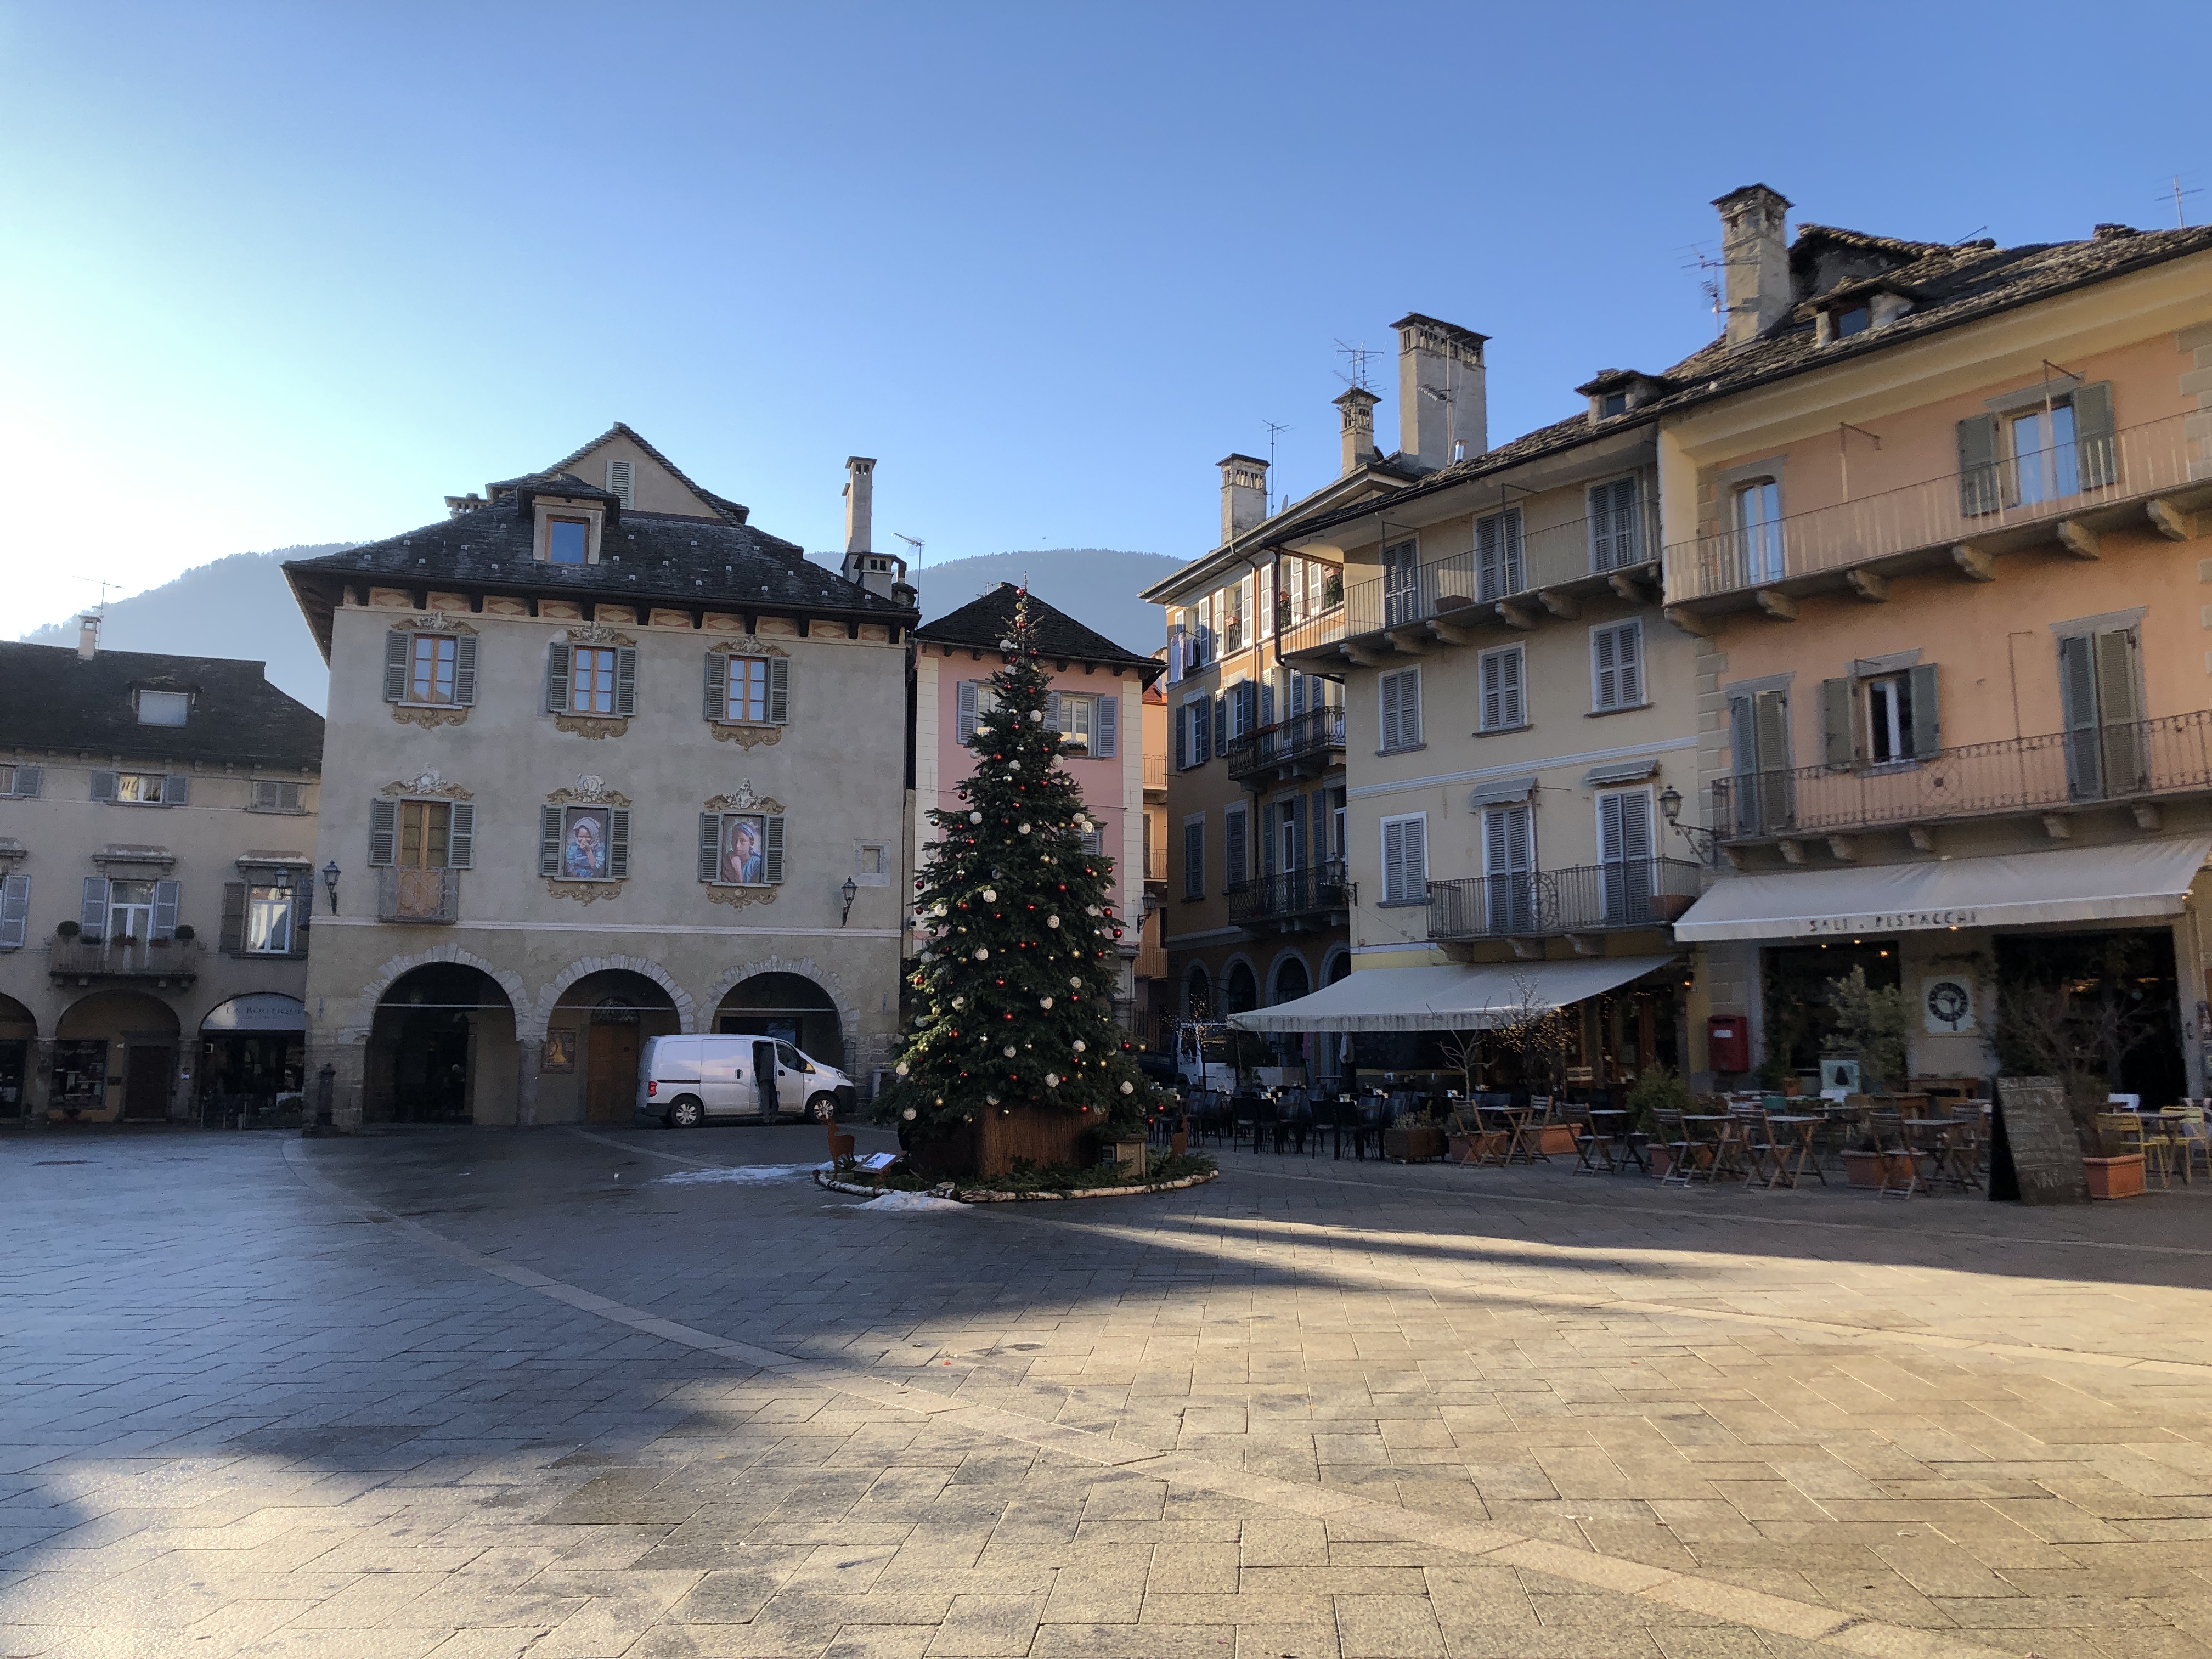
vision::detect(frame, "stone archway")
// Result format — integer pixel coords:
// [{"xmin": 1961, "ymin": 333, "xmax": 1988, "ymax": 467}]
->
[
  {"xmin": 1268, "ymin": 951, "xmax": 1312, "ymax": 1006},
  {"xmin": 1221, "ymin": 958, "xmax": 1259, "ymax": 1017},
  {"xmin": 698, "ymin": 955, "xmax": 856, "ymax": 1062},
  {"xmin": 711, "ymin": 970, "xmax": 845, "ymax": 1070},
  {"xmin": 351, "ymin": 944, "xmax": 528, "ymax": 1043},
  {"xmin": 365, "ymin": 962, "xmax": 518, "ymax": 1125},
  {"xmin": 57, "ymin": 990, "xmax": 180, "ymax": 1123},
  {"xmin": 0, "ymin": 993, "xmax": 35, "ymax": 1122},
  {"xmin": 532, "ymin": 955, "xmax": 696, "ymax": 1043},
  {"xmin": 539, "ymin": 967, "xmax": 682, "ymax": 1126}
]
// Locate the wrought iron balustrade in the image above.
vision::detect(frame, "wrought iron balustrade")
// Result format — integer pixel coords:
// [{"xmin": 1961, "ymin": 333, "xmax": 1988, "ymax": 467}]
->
[
  {"xmin": 1668, "ymin": 408, "xmax": 2208, "ymax": 602},
  {"xmin": 1225, "ymin": 704, "xmax": 1347, "ymax": 781},
  {"xmin": 1227, "ymin": 859, "xmax": 1351, "ymax": 926},
  {"xmin": 377, "ymin": 865, "xmax": 461, "ymax": 923},
  {"xmin": 46, "ymin": 936, "xmax": 203, "ymax": 981},
  {"xmin": 1426, "ymin": 858, "xmax": 1701, "ymax": 942},
  {"xmin": 1711, "ymin": 706, "xmax": 2212, "ymax": 842}
]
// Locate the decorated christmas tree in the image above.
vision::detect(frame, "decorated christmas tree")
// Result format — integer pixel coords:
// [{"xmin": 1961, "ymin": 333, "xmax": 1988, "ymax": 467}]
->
[{"xmin": 876, "ymin": 592, "xmax": 1156, "ymax": 1168}]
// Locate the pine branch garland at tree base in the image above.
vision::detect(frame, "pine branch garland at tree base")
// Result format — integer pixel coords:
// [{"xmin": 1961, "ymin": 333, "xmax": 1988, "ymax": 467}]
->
[{"xmin": 874, "ymin": 590, "xmax": 1163, "ymax": 1176}]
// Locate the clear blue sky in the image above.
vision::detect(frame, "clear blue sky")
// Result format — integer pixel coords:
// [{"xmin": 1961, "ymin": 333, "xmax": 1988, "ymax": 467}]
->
[{"xmin": 4, "ymin": 1, "xmax": 2205, "ymax": 635}]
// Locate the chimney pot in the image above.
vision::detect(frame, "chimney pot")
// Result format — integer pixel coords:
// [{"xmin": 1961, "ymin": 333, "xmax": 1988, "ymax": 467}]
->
[
  {"xmin": 1712, "ymin": 183, "xmax": 1793, "ymax": 351},
  {"xmin": 1333, "ymin": 387, "xmax": 1380, "ymax": 477},
  {"xmin": 1391, "ymin": 313, "xmax": 1488, "ymax": 472},
  {"xmin": 840, "ymin": 457, "xmax": 906, "ymax": 601},
  {"xmin": 77, "ymin": 613, "xmax": 99, "ymax": 661},
  {"xmin": 1217, "ymin": 454, "xmax": 1269, "ymax": 544}
]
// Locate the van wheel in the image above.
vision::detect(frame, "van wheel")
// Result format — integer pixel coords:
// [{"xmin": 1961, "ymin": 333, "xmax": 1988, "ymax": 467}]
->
[
  {"xmin": 807, "ymin": 1093, "xmax": 837, "ymax": 1122},
  {"xmin": 668, "ymin": 1097, "xmax": 704, "ymax": 1128}
]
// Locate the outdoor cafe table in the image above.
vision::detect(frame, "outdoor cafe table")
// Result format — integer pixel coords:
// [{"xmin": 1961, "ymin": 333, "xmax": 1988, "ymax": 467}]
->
[
  {"xmin": 1476, "ymin": 1101, "xmax": 1538, "ymax": 1165},
  {"xmin": 1892, "ymin": 1116, "xmax": 1973, "ymax": 1196},
  {"xmin": 1761, "ymin": 1115, "xmax": 1825, "ymax": 1188},
  {"xmin": 1678, "ymin": 1114, "xmax": 1746, "ymax": 1182},
  {"xmin": 1580, "ymin": 1108, "xmax": 1642, "ymax": 1173}
]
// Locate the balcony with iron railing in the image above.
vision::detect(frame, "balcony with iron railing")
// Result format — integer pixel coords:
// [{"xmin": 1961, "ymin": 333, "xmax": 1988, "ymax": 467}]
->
[
  {"xmin": 1226, "ymin": 859, "xmax": 1352, "ymax": 930},
  {"xmin": 1278, "ymin": 501, "xmax": 1663, "ymax": 665},
  {"xmin": 1713, "ymin": 706, "xmax": 2212, "ymax": 844},
  {"xmin": 47, "ymin": 935, "xmax": 203, "ymax": 984},
  {"xmin": 1668, "ymin": 409, "xmax": 2212, "ymax": 611},
  {"xmin": 1225, "ymin": 704, "xmax": 1347, "ymax": 782},
  {"xmin": 377, "ymin": 866, "xmax": 461, "ymax": 923},
  {"xmin": 1426, "ymin": 858, "xmax": 1702, "ymax": 944}
]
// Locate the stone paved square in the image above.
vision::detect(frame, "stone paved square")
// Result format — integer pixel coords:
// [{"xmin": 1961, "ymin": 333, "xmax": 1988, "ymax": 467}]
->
[{"xmin": 5, "ymin": 1126, "xmax": 2212, "ymax": 1658}]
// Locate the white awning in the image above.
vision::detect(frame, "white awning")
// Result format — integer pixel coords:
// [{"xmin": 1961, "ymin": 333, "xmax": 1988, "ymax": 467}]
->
[
  {"xmin": 1227, "ymin": 955, "xmax": 1681, "ymax": 1034},
  {"xmin": 1672, "ymin": 836, "xmax": 2212, "ymax": 943}
]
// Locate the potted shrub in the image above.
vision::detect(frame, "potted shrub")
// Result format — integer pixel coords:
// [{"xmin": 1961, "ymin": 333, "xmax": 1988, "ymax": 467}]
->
[
  {"xmin": 57, "ymin": 919, "xmax": 80, "ymax": 939},
  {"xmin": 1822, "ymin": 968, "xmax": 1908, "ymax": 1097},
  {"xmin": 1384, "ymin": 1105, "xmax": 1446, "ymax": 1163},
  {"xmin": 1996, "ymin": 981, "xmax": 2157, "ymax": 1199},
  {"xmin": 172, "ymin": 924, "xmax": 195, "ymax": 942},
  {"xmin": 1627, "ymin": 1066, "xmax": 1691, "ymax": 1179}
]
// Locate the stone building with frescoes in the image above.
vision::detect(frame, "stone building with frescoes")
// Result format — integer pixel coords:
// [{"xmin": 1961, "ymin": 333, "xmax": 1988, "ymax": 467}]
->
[{"xmin": 285, "ymin": 425, "xmax": 918, "ymax": 1127}]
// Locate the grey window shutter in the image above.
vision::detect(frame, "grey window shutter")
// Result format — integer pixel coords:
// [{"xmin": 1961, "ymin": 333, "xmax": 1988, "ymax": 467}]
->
[
  {"xmin": 1501, "ymin": 647, "xmax": 1524, "ymax": 727},
  {"xmin": 1225, "ymin": 810, "xmax": 1246, "ymax": 888},
  {"xmin": 1615, "ymin": 625, "xmax": 1642, "ymax": 707},
  {"xmin": 1260, "ymin": 802, "xmax": 1275, "ymax": 877},
  {"xmin": 0, "ymin": 873, "xmax": 28, "ymax": 949},
  {"xmin": 1908, "ymin": 664, "xmax": 1941, "ymax": 758},
  {"xmin": 1094, "ymin": 693, "xmax": 1118, "ymax": 758},
  {"xmin": 1728, "ymin": 693, "xmax": 1758, "ymax": 835},
  {"xmin": 614, "ymin": 646, "xmax": 639, "ymax": 716},
  {"xmin": 2074, "ymin": 382, "xmax": 2116, "ymax": 490},
  {"xmin": 762, "ymin": 814, "xmax": 786, "ymax": 883},
  {"xmin": 12, "ymin": 765, "xmax": 39, "ymax": 798},
  {"xmin": 151, "ymin": 879, "xmax": 180, "ymax": 939},
  {"xmin": 1260, "ymin": 680, "xmax": 1276, "ymax": 726},
  {"xmin": 1599, "ymin": 792, "xmax": 1624, "ymax": 867},
  {"xmin": 2058, "ymin": 633, "xmax": 2101, "ymax": 797},
  {"xmin": 1480, "ymin": 652, "xmax": 1502, "ymax": 731},
  {"xmin": 2094, "ymin": 629, "xmax": 2145, "ymax": 793},
  {"xmin": 80, "ymin": 876, "xmax": 109, "ymax": 940},
  {"xmin": 1312, "ymin": 791, "xmax": 1328, "ymax": 868},
  {"xmin": 607, "ymin": 458, "xmax": 633, "ymax": 506},
  {"xmin": 768, "ymin": 657, "xmax": 790, "ymax": 724},
  {"xmin": 90, "ymin": 770, "xmax": 116, "ymax": 802},
  {"xmin": 544, "ymin": 641, "xmax": 571, "ymax": 714},
  {"xmin": 1045, "ymin": 691, "xmax": 1062, "ymax": 731},
  {"xmin": 1754, "ymin": 690, "xmax": 1790, "ymax": 772},
  {"xmin": 1195, "ymin": 696, "xmax": 1211, "ymax": 763},
  {"xmin": 1821, "ymin": 677, "xmax": 1854, "ymax": 768},
  {"xmin": 1174, "ymin": 701, "xmax": 1187, "ymax": 769},
  {"xmin": 1383, "ymin": 821, "xmax": 1404, "ymax": 900},
  {"xmin": 447, "ymin": 803, "xmax": 475, "ymax": 870},
  {"xmin": 384, "ymin": 630, "xmax": 409, "ymax": 702},
  {"xmin": 1957, "ymin": 414, "xmax": 2001, "ymax": 515},
  {"xmin": 698, "ymin": 813, "xmax": 722, "ymax": 882},
  {"xmin": 1184, "ymin": 818, "xmax": 1204, "ymax": 898},
  {"xmin": 958, "ymin": 680, "xmax": 980, "ymax": 744},
  {"xmin": 368, "ymin": 799, "xmax": 397, "ymax": 866},
  {"xmin": 539, "ymin": 806, "xmax": 563, "ymax": 877},
  {"xmin": 1401, "ymin": 673, "xmax": 1421, "ymax": 746},
  {"xmin": 165, "ymin": 774, "xmax": 190, "ymax": 806},
  {"xmin": 452, "ymin": 634, "xmax": 478, "ymax": 706},
  {"xmin": 220, "ymin": 883, "xmax": 245, "ymax": 954},
  {"xmin": 1213, "ymin": 695, "xmax": 1227, "ymax": 755},
  {"xmin": 607, "ymin": 809, "xmax": 630, "ymax": 879},
  {"xmin": 704, "ymin": 652, "xmax": 727, "ymax": 721},
  {"xmin": 290, "ymin": 884, "xmax": 312, "ymax": 955}
]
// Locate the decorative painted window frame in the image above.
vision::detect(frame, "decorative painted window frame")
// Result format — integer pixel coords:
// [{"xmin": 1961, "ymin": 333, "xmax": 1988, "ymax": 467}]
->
[
  {"xmin": 387, "ymin": 612, "xmax": 479, "ymax": 729},
  {"xmin": 706, "ymin": 637, "xmax": 791, "ymax": 749},
  {"xmin": 542, "ymin": 774, "xmax": 631, "ymax": 905},
  {"xmin": 549, "ymin": 623, "xmax": 637, "ymax": 738}
]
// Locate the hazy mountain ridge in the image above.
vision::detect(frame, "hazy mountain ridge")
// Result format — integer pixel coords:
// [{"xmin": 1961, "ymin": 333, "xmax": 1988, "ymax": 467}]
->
[{"xmin": 15, "ymin": 544, "xmax": 1184, "ymax": 715}]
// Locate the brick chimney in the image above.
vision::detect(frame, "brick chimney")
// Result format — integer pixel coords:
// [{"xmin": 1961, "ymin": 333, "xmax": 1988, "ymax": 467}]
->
[
  {"xmin": 77, "ymin": 613, "xmax": 99, "ymax": 660},
  {"xmin": 842, "ymin": 456, "xmax": 875, "ymax": 556},
  {"xmin": 1714, "ymin": 184, "xmax": 1793, "ymax": 351},
  {"xmin": 1392, "ymin": 314, "xmax": 1488, "ymax": 472},
  {"xmin": 1334, "ymin": 387, "xmax": 1380, "ymax": 476},
  {"xmin": 1218, "ymin": 454, "xmax": 1268, "ymax": 544}
]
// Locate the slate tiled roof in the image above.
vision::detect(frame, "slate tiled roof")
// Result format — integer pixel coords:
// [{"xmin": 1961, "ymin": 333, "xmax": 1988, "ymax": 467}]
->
[
  {"xmin": 285, "ymin": 452, "xmax": 915, "ymax": 658},
  {"xmin": 916, "ymin": 583, "xmax": 1161, "ymax": 681},
  {"xmin": 0, "ymin": 642, "xmax": 324, "ymax": 770},
  {"xmin": 1286, "ymin": 221, "xmax": 2212, "ymax": 539},
  {"xmin": 541, "ymin": 422, "xmax": 750, "ymax": 523}
]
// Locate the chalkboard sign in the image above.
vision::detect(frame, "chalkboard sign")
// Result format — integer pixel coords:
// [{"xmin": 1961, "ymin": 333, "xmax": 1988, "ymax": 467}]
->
[{"xmin": 1991, "ymin": 1075, "xmax": 2089, "ymax": 1205}]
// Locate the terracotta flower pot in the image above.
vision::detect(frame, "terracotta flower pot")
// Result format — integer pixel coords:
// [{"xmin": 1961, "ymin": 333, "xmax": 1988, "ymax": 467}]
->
[
  {"xmin": 1385, "ymin": 1126, "xmax": 1446, "ymax": 1163},
  {"xmin": 2084, "ymin": 1153, "xmax": 2145, "ymax": 1200},
  {"xmin": 1538, "ymin": 1124, "xmax": 1577, "ymax": 1156},
  {"xmin": 1841, "ymin": 1149, "xmax": 1915, "ymax": 1189},
  {"xmin": 1647, "ymin": 1146, "xmax": 1671, "ymax": 1178}
]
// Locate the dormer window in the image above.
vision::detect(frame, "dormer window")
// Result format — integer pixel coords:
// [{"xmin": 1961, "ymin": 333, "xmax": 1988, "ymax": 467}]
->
[
  {"xmin": 1600, "ymin": 392, "xmax": 1628, "ymax": 419},
  {"xmin": 547, "ymin": 517, "xmax": 589, "ymax": 563},
  {"xmin": 1835, "ymin": 305, "xmax": 1871, "ymax": 338},
  {"xmin": 135, "ymin": 690, "xmax": 190, "ymax": 726}
]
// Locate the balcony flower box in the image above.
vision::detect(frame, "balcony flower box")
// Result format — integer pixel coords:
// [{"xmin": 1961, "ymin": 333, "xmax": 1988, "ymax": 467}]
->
[
  {"xmin": 2083, "ymin": 1153, "xmax": 2144, "ymax": 1200},
  {"xmin": 1385, "ymin": 1126, "xmax": 1446, "ymax": 1163}
]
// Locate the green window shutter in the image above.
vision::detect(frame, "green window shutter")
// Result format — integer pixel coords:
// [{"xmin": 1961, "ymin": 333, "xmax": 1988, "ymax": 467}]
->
[
  {"xmin": 2073, "ymin": 382, "xmax": 2117, "ymax": 490},
  {"xmin": 2094, "ymin": 628, "xmax": 2146, "ymax": 794},
  {"xmin": 698, "ymin": 813, "xmax": 722, "ymax": 883},
  {"xmin": 1908, "ymin": 664, "xmax": 1941, "ymax": 758},
  {"xmin": 704, "ymin": 652, "xmax": 726, "ymax": 721},
  {"xmin": 452, "ymin": 634, "xmax": 478, "ymax": 706},
  {"xmin": 539, "ymin": 806, "xmax": 563, "ymax": 877},
  {"xmin": 447, "ymin": 803, "xmax": 475, "ymax": 870},
  {"xmin": 2058, "ymin": 633, "xmax": 2102, "ymax": 797},
  {"xmin": 80, "ymin": 876, "xmax": 109, "ymax": 940},
  {"xmin": 1956, "ymin": 414, "xmax": 2001, "ymax": 516},
  {"xmin": 607, "ymin": 809, "xmax": 630, "ymax": 879},
  {"xmin": 614, "ymin": 646, "xmax": 638, "ymax": 716},
  {"xmin": 1754, "ymin": 689, "xmax": 1790, "ymax": 773},
  {"xmin": 151, "ymin": 880, "xmax": 180, "ymax": 939},
  {"xmin": 768, "ymin": 657, "xmax": 790, "ymax": 724},
  {"xmin": 383, "ymin": 631, "xmax": 409, "ymax": 702},
  {"xmin": 220, "ymin": 883, "xmax": 246, "ymax": 955},
  {"xmin": 544, "ymin": 642, "xmax": 571, "ymax": 714},
  {"xmin": 1820, "ymin": 677, "xmax": 1854, "ymax": 768},
  {"xmin": 761, "ymin": 815, "xmax": 786, "ymax": 883}
]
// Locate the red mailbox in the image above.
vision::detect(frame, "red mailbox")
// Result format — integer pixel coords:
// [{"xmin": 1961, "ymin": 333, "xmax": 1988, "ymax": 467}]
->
[{"xmin": 1706, "ymin": 1015, "xmax": 1750, "ymax": 1074}]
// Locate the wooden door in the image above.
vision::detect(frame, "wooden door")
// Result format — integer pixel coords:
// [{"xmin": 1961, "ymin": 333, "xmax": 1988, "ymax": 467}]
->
[
  {"xmin": 121, "ymin": 1047, "xmax": 172, "ymax": 1121},
  {"xmin": 586, "ymin": 1024, "xmax": 640, "ymax": 1124}
]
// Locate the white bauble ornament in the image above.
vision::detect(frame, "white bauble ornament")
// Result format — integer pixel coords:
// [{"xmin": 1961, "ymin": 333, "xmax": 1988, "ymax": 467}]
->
[
  {"xmin": 1007, "ymin": 761, "xmax": 1019, "ymax": 771},
  {"xmin": 1003, "ymin": 1045, "xmax": 1017, "ymax": 1058},
  {"xmin": 1045, "ymin": 1073, "xmax": 1059, "ymax": 1087},
  {"xmin": 969, "ymin": 811, "xmax": 983, "ymax": 823},
  {"xmin": 974, "ymin": 947, "xmax": 989, "ymax": 961},
  {"xmin": 901, "ymin": 1107, "xmax": 917, "ymax": 1120},
  {"xmin": 1073, "ymin": 1040, "xmax": 1086, "ymax": 1053},
  {"xmin": 1069, "ymin": 976, "xmax": 1083, "ymax": 989},
  {"xmin": 986, "ymin": 1094, "xmax": 1000, "ymax": 1105},
  {"xmin": 981, "ymin": 888, "xmax": 997, "ymax": 902},
  {"xmin": 1018, "ymin": 822, "xmax": 1031, "ymax": 834},
  {"xmin": 1029, "ymin": 709, "xmax": 1042, "ymax": 722},
  {"xmin": 1040, "ymin": 996, "xmax": 1054, "ymax": 1009},
  {"xmin": 1046, "ymin": 916, "xmax": 1060, "ymax": 928},
  {"xmin": 1119, "ymin": 1081, "xmax": 1135, "ymax": 1094},
  {"xmin": 894, "ymin": 1062, "xmax": 910, "ymax": 1076},
  {"xmin": 950, "ymin": 996, "xmax": 964, "ymax": 1008}
]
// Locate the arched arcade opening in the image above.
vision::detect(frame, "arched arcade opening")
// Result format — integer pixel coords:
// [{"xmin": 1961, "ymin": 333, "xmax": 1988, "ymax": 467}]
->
[
  {"xmin": 541, "ymin": 969, "xmax": 682, "ymax": 1125},
  {"xmin": 366, "ymin": 963, "xmax": 517, "ymax": 1124},
  {"xmin": 714, "ymin": 972, "xmax": 843, "ymax": 1070}
]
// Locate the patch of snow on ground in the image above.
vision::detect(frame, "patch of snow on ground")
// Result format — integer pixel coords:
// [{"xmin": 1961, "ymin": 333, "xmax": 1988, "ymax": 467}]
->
[
  {"xmin": 861, "ymin": 1190, "xmax": 969, "ymax": 1214},
  {"xmin": 659, "ymin": 1163, "xmax": 825, "ymax": 1185}
]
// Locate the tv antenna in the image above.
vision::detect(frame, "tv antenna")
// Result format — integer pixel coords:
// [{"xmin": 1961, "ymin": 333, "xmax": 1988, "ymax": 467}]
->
[
  {"xmin": 1261, "ymin": 420, "xmax": 1290, "ymax": 511},
  {"xmin": 77, "ymin": 576, "xmax": 120, "ymax": 612},
  {"xmin": 893, "ymin": 532, "xmax": 923, "ymax": 560},
  {"xmin": 1680, "ymin": 245, "xmax": 1724, "ymax": 337},
  {"xmin": 2159, "ymin": 173, "xmax": 2204, "ymax": 228},
  {"xmin": 1333, "ymin": 338, "xmax": 1380, "ymax": 391}
]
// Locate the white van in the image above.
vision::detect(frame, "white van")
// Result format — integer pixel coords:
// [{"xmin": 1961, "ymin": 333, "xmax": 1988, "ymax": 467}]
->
[{"xmin": 636, "ymin": 1035, "xmax": 853, "ymax": 1128}]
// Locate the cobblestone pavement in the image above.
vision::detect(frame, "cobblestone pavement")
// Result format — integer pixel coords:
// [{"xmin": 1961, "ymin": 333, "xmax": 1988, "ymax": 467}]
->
[{"xmin": 4, "ymin": 1126, "xmax": 2212, "ymax": 1659}]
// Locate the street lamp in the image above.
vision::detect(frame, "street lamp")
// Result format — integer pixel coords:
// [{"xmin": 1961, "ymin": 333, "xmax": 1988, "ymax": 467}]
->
[
  {"xmin": 321, "ymin": 860, "xmax": 342, "ymax": 914},
  {"xmin": 839, "ymin": 877, "xmax": 859, "ymax": 926},
  {"xmin": 1656, "ymin": 786, "xmax": 1721, "ymax": 867}
]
